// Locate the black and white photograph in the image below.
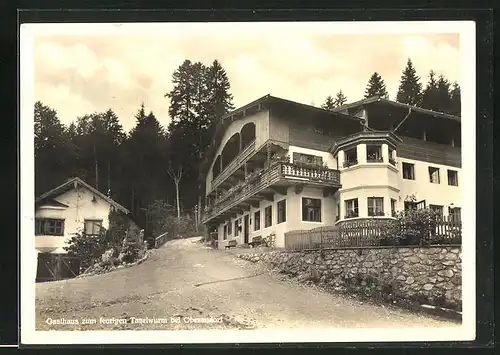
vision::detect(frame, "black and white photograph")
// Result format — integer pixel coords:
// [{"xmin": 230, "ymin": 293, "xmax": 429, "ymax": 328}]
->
[{"xmin": 20, "ymin": 21, "xmax": 476, "ymax": 344}]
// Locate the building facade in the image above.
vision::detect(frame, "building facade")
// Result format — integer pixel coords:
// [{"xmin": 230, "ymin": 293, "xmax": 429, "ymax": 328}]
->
[
  {"xmin": 200, "ymin": 95, "xmax": 461, "ymax": 249},
  {"xmin": 35, "ymin": 177, "xmax": 135, "ymax": 254}
]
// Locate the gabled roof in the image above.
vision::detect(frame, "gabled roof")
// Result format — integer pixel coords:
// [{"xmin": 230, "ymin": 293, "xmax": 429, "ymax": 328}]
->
[
  {"xmin": 333, "ymin": 96, "xmax": 461, "ymax": 122},
  {"xmin": 36, "ymin": 177, "xmax": 130, "ymax": 214}
]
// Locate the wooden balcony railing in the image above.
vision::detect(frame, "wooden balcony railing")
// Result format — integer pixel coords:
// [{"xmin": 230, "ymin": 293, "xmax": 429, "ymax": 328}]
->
[
  {"xmin": 203, "ymin": 162, "xmax": 340, "ymax": 222},
  {"xmin": 212, "ymin": 139, "xmax": 256, "ymax": 189}
]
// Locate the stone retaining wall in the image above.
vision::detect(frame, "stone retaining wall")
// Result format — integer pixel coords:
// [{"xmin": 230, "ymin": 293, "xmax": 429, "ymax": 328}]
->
[{"xmin": 237, "ymin": 246, "xmax": 462, "ymax": 310}]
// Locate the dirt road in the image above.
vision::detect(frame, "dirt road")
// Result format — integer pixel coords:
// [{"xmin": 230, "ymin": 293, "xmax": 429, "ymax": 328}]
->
[{"xmin": 36, "ymin": 237, "xmax": 460, "ymax": 331}]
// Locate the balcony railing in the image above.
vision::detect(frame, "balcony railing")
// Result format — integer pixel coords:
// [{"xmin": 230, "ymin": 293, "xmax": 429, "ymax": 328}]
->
[
  {"xmin": 212, "ymin": 139, "xmax": 256, "ymax": 189},
  {"xmin": 203, "ymin": 162, "xmax": 340, "ymax": 222}
]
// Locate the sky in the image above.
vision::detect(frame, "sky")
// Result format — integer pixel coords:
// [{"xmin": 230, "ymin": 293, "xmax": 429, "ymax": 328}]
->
[{"xmin": 32, "ymin": 23, "xmax": 461, "ymax": 132}]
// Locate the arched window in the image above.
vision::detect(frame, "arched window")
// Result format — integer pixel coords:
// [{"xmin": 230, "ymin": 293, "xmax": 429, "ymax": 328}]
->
[
  {"xmin": 240, "ymin": 122, "xmax": 256, "ymax": 150},
  {"xmin": 221, "ymin": 133, "xmax": 240, "ymax": 169},
  {"xmin": 213, "ymin": 156, "xmax": 221, "ymax": 178}
]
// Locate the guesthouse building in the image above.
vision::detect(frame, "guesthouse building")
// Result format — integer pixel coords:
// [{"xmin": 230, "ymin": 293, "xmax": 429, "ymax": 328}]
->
[{"xmin": 200, "ymin": 95, "xmax": 462, "ymax": 249}]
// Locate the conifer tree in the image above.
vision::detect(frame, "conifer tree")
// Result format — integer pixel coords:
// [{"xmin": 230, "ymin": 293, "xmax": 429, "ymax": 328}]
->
[
  {"xmin": 333, "ymin": 90, "xmax": 348, "ymax": 107},
  {"xmin": 364, "ymin": 72, "xmax": 389, "ymax": 99},
  {"xmin": 396, "ymin": 59, "xmax": 422, "ymax": 105},
  {"xmin": 321, "ymin": 95, "xmax": 335, "ymax": 110}
]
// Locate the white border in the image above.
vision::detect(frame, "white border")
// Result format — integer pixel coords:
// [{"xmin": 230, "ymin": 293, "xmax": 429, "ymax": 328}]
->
[{"xmin": 20, "ymin": 21, "xmax": 476, "ymax": 344}]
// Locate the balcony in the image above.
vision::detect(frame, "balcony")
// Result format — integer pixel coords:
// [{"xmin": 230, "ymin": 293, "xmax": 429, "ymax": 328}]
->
[
  {"xmin": 212, "ymin": 139, "xmax": 256, "ymax": 189},
  {"xmin": 203, "ymin": 161, "xmax": 340, "ymax": 223}
]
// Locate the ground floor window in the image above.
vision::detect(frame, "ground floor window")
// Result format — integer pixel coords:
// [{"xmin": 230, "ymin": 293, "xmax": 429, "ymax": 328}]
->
[
  {"xmin": 391, "ymin": 199, "xmax": 397, "ymax": 217},
  {"xmin": 254, "ymin": 211, "xmax": 261, "ymax": 230},
  {"xmin": 84, "ymin": 219, "xmax": 102, "ymax": 236},
  {"xmin": 367, "ymin": 197, "xmax": 384, "ymax": 216},
  {"xmin": 227, "ymin": 221, "xmax": 232, "ymax": 235},
  {"xmin": 223, "ymin": 224, "xmax": 228, "ymax": 240},
  {"xmin": 430, "ymin": 204, "xmax": 444, "ymax": 218},
  {"xmin": 344, "ymin": 198, "xmax": 359, "ymax": 218},
  {"xmin": 302, "ymin": 198, "xmax": 321, "ymax": 222},
  {"xmin": 449, "ymin": 207, "xmax": 461, "ymax": 222},
  {"xmin": 35, "ymin": 218, "xmax": 65, "ymax": 236},
  {"xmin": 277, "ymin": 199, "xmax": 286, "ymax": 224},
  {"xmin": 264, "ymin": 206, "xmax": 272, "ymax": 227}
]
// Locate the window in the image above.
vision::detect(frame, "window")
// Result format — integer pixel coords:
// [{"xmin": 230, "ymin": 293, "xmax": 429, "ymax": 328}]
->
[
  {"xmin": 345, "ymin": 199, "xmax": 359, "ymax": 218},
  {"xmin": 234, "ymin": 219, "xmax": 240, "ymax": 236},
  {"xmin": 277, "ymin": 199, "xmax": 286, "ymax": 224},
  {"xmin": 367, "ymin": 197, "xmax": 384, "ymax": 216},
  {"xmin": 366, "ymin": 145, "xmax": 383, "ymax": 162},
  {"xmin": 254, "ymin": 211, "xmax": 261, "ymax": 231},
  {"xmin": 264, "ymin": 206, "xmax": 272, "ymax": 228},
  {"xmin": 35, "ymin": 218, "xmax": 65, "ymax": 236},
  {"xmin": 402, "ymin": 162, "xmax": 415, "ymax": 180},
  {"xmin": 223, "ymin": 224, "xmax": 228, "ymax": 240},
  {"xmin": 391, "ymin": 199, "xmax": 397, "ymax": 217},
  {"xmin": 84, "ymin": 219, "xmax": 102, "ymax": 236},
  {"xmin": 389, "ymin": 147, "xmax": 396, "ymax": 166},
  {"xmin": 449, "ymin": 207, "xmax": 461, "ymax": 222},
  {"xmin": 302, "ymin": 198, "xmax": 321, "ymax": 222},
  {"xmin": 430, "ymin": 205, "xmax": 444, "ymax": 218},
  {"xmin": 227, "ymin": 221, "xmax": 232, "ymax": 235},
  {"xmin": 429, "ymin": 167, "xmax": 440, "ymax": 184},
  {"xmin": 336, "ymin": 202, "xmax": 340, "ymax": 222},
  {"xmin": 404, "ymin": 201, "xmax": 417, "ymax": 211},
  {"xmin": 448, "ymin": 170, "xmax": 458, "ymax": 186},
  {"xmin": 292, "ymin": 152, "xmax": 323, "ymax": 167},
  {"xmin": 343, "ymin": 148, "xmax": 358, "ymax": 167}
]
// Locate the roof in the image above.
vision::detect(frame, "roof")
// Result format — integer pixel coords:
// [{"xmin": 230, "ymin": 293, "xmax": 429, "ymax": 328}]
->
[
  {"xmin": 35, "ymin": 177, "xmax": 130, "ymax": 214},
  {"xmin": 37, "ymin": 199, "xmax": 70, "ymax": 208},
  {"xmin": 332, "ymin": 96, "xmax": 461, "ymax": 122},
  {"xmin": 199, "ymin": 94, "xmax": 364, "ymax": 180}
]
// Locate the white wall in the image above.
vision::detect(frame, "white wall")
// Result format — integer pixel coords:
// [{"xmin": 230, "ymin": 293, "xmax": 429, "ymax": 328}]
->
[
  {"xmin": 35, "ymin": 186, "xmax": 114, "ymax": 254},
  {"xmin": 397, "ymin": 157, "xmax": 461, "ymax": 215},
  {"xmin": 217, "ymin": 186, "xmax": 339, "ymax": 249}
]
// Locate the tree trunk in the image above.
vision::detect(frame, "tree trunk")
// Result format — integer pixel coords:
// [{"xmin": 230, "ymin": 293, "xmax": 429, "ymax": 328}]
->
[{"xmin": 175, "ymin": 182, "xmax": 181, "ymax": 225}]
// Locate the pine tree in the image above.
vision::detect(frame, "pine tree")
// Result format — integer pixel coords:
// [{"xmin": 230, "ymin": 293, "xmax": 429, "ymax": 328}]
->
[
  {"xmin": 396, "ymin": 59, "xmax": 422, "ymax": 105},
  {"xmin": 436, "ymin": 74, "xmax": 452, "ymax": 114},
  {"xmin": 34, "ymin": 101, "xmax": 76, "ymax": 194},
  {"xmin": 321, "ymin": 95, "xmax": 335, "ymax": 110},
  {"xmin": 333, "ymin": 90, "xmax": 348, "ymax": 107},
  {"xmin": 421, "ymin": 70, "xmax": 440, "ymax": 111},
  {"xmin": 449, "ymin": 82, "xmax": 461, "ymax": 117},
  {"xmin": 364, "ymin": 72, "xmax": 389, "ymax": 99}
]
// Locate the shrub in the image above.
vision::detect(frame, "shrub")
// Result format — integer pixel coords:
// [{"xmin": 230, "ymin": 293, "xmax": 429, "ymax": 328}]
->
[
  {"xmin": 64, "ymin": 229, "xmax": 107, "ymax": 271},
  {"xmin": 379, "ymin": 208, "xmax": 441, "ymax": 246}
]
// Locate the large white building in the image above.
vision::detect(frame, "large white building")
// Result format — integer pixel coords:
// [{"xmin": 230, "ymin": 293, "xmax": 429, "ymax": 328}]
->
[{"xmin": 200, "ymin": 95, "xmax": 461, "ymax": 249}]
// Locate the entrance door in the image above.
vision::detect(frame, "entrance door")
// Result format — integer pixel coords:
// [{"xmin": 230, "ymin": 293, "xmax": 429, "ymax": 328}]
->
[{"xmin": 243, "ymin": 215, "xmax": 250, "ymax": 243}]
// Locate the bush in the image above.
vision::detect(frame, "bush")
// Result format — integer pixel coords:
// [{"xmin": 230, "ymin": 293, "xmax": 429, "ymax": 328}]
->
[
  {"xmin": 65, "ymin": 207, "xmax": 146, "ymax": 272},
  {"xmin": 64, "ymin": 230, "xmax": 107, "ymax": 270},
  {"xmin": 379, "ymin": 208, "xmax": 441, "ymax": 246}
]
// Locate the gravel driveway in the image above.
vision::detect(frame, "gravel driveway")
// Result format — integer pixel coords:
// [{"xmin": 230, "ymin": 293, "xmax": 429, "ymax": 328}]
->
[{"xmin": 36, "ymin": 237, "xmax": 460, "ymax": 331}]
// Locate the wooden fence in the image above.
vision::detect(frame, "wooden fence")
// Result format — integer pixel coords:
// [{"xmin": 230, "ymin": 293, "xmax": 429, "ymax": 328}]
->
[
  {"xmin": 36, "ymin": 253, "xmax": 81, "ymax": 282},
  {"xmin": 284, "ymin": 217, "xmax": 462, "ymax": 251}
]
